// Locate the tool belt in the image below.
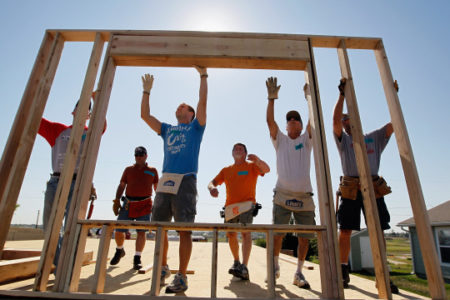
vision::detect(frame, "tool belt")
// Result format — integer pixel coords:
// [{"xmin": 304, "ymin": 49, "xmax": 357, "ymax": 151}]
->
[
  {"xmin": 122, "ymin": 196, "xmax": 152, "ymax": 218},
  {"xmin": 338, "ymin": 175, "xmax": 391, "ymax": 200}
]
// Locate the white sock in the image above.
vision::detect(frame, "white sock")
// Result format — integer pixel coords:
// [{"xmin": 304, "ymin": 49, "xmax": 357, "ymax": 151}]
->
[
  {"xmin": 297, "ymin": 260, "xmax": 304, "ymax": 273},
  {"xmin": 135, "ymin": 251, "xmax": 142, "ymax": 256},
  {"xmin": 274, "ymin": 256, "xmax": 280, "ymax": 269},
  {"xmin": 116, "ymin": 246, "xmax": 123, "ymax": 250}
]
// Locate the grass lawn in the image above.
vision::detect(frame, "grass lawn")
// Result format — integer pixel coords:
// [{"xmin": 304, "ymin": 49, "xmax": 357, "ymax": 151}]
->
[{"xmin": 353, "ymin": 237, "xmax": 450, "ymax": 299}]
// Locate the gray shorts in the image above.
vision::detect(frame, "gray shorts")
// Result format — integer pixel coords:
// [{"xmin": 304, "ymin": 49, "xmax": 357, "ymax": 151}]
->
[
  {"xmin": 273, "ymin": 204, "xmax": 316, "ymax": 239},
  {"xmin": 151, "ymin": 175, "xmax": 197, "ymax": 223},
  {"xmin": 226, "ymin": 205, "xmax": 255, "ymax": 225}
]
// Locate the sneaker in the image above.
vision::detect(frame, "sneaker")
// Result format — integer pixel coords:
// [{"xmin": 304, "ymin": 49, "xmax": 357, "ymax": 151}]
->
[
  {"xmin": 160, "ymin": 265, "xmax": 171, "ymax": 285},
  {"xmin": 265, "ymin": 266, "xmax": 280, "ymax": 283},
  {"xmin": 232, "ymin": 263, "xmax": 249, "ymax": 280},
  {"xmin": 110, "ymin": 248, "xmax": 125, "ymax": 265},
  {"xmin": 390, "ymin": 281, "xmax": 399, "ymax": 294},
  {"xmin": 228, "ymin": 261, "xmax": 240, "ymax": 275},
  {"xmin": 165, "ymin": 272, "xmax": 188, "ymax": 293},
  {"xmin": 133, "ymin": 255, "xmax": 142, "ymax": 270},
  {"xmin": 293, "ymin": 271, "xmax": 310, "ymax": 289},
  {"xmin": 341, "ymin": 264, "xmax": 350, "ymax": 288}
]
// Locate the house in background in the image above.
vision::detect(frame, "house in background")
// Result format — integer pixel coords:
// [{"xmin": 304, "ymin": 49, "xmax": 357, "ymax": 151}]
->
[{"xmin": 398, "ymin": 200, "xmax": 450, "ymax": 282}]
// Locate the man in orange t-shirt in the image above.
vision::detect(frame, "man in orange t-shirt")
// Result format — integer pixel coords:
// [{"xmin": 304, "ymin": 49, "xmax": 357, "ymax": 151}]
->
[{"xmin": 208, "ymin": 143, "xmax": 270, "ymax": 280}]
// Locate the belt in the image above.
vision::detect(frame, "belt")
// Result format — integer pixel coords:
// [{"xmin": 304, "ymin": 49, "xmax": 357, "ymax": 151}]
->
[
  {"xmin": 125, "ymin": 195, "xmax": 151, "ymax": 201},
  {"xmin": 52, "ymin": 172, "xmax": 77, "ymax": 180}
]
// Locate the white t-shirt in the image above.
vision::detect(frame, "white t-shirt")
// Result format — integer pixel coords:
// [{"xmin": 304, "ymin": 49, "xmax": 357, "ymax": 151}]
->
[{"xmin": 272, "ymin": 129, "xmax": 313, "ymax": 193}]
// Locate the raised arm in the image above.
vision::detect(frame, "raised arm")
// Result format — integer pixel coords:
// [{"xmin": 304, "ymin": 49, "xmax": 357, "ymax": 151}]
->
[
  {"xmin": 140, "ymin": 74, "xmax": 162, "ymax": 135},
  {"xmin": 247, "ymin": 154, "xmax": 270, "ymax": 174},
  {"xmin": 303, "ymin": 83, "xmax": 312, "ymax": 138},
  {"xmin": 195, "ymin": 66, "xmax": 208, "ymax": 126},
  {"xmin": 333, "ymin": 78, "xmax": 346, "ymax": 138},
  {"xmin": 266, "ymin": 77, "xmax": 280, "ymax": 139}
]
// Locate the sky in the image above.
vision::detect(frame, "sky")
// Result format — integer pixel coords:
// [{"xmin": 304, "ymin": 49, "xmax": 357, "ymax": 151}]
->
[{"xmin": 1, "ymin": 0, "xmax": 450, "ymax": 233}]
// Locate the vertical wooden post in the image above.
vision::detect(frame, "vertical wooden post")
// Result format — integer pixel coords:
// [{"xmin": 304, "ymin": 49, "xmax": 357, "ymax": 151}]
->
[
  {"xmin": 211, "ymin": 228, "xmax": 218, "ymax": 298},
  {"xmin": 0, "ymin": 31, "xmax": 53, "ymax": 206},
  {"xmin": 92, "ymin": 225, "xmax": 113, "ymax": 294},
  {"xmin": 374, "ymin": 40, "xmax": 446, "ymax": 299},
  {"xmin": 150, "ymin": 226, "xmax": 165, "ymax": 296},
  {"xmin": 68, "ymin": 224, "xmax": 89, "ymax": 292},
  {"xmin": 266, "ymin": 230, "xmax": 275, "ymax": 299},
  {"xmin": 33, "ymin": 32, "xmax": 105, "ymax": 292},
  {"xmin": 55, "ymin": 35, "xmax": 114, "ymax": 292},
  {"xmin": 305, "ymin": 39, "xmax": 343, "ymax": 299},
  {"xmin": 337, "ymin": 40, "xmax": 391, "ymax": 299},
  {"xmin": 0, "ymin": 32, "xmax": 64, "ymax": 258}
]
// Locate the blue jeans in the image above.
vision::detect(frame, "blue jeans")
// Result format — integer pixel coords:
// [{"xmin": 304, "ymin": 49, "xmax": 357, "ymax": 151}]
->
[{"xmin": 43, "ymin": 175, "xmax": 76, "ymax": 266}]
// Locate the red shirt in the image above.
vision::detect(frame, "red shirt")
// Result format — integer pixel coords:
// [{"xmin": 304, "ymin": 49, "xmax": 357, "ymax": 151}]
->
[{"xmin": 121, "ymin": 164, "xmax": 158, "ymax": 198}]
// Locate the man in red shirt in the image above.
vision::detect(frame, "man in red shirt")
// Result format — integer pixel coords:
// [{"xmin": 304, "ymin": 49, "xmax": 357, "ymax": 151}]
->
[{"xmin": 111, "ymin": 146, "xmax": 159, "ymax": 270}]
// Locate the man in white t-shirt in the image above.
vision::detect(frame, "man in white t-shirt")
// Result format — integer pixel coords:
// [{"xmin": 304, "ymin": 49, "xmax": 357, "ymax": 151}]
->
[{"xmin": 265, "ymin": 77, "xmax": 315, "ymax": 289}]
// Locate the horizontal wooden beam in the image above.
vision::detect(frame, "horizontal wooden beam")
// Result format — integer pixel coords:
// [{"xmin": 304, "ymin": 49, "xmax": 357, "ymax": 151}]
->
[
  {"xmin": 79, "ymin": 220, "xmax": 326, "ymax": 233},
  {"xmin": 110, "ymin": 35, "xmax": 309, "ymax": 70},
  {"xmin": 1, "ymin": 248, "xmax": 41, "ymax": 260},
  {"xmin": 46, "ymin": 29, "xmax": 381, "ymax": 50}
]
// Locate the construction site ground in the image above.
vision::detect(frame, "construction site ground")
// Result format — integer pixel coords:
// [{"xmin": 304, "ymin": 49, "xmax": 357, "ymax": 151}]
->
[{"xmin": 0, "ymin": 238, "xmax": 428, "ymax": 299}]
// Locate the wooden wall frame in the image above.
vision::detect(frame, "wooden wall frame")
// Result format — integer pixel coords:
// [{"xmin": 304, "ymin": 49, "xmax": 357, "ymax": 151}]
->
[{"xmin": 0, "ymin": 30, "xmax": 445, "ymax": 299}]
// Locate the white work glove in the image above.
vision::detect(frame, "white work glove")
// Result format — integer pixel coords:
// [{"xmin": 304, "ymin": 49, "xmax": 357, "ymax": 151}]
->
[
  {"xmin": 266, "ymin": 77, "xmax": 281, "ymax": 100},
  {"xmin": 142, "ymin": 74, "xmax": 154, "ymax": 93}
]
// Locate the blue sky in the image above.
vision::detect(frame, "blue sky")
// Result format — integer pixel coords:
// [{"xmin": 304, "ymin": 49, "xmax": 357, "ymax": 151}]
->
[{"xmin": 1, "ymin": 0, "xmax": 449, "ymax": 232}]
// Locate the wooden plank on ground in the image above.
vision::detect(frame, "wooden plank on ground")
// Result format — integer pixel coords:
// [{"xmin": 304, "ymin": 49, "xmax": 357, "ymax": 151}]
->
[
  {"xmin": 374, "ymin": 40, "xmax": 446, "ymax": 299},
  {"xmin": 337, "ymin": 39, "xmax": 391, "ymax": 300},
  {"xmin": 1, "ymin": 248, "xmax": 41, "ymax": 260}
]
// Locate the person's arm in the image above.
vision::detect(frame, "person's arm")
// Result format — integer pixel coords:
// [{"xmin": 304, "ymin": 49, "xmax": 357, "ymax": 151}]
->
[
  {"xmin": 194, "ymin": 66, "xmax": 208, "ymax": 126},
  {"xmin": 385, "ymin": 122, "xmax": 394, "ymax": 138},
  {"xmin": 333, "ymin": 78, "xmax": 346, "ymax": 139},
  {"xmin": 112, "ymin": 181, "xmax": 126, "ymax": 216},
  {"xmin": 208, "ymin": 179, "xmax": 219, "ymax": 197},
  {"xmin": 153, "ymin": 169, "xmax": 159, "ymax": 192},
  {"xmin": 247, "ymin": 154, "xmax": 270, "ymax": 174},
  {"xmin": 266, "ymin": 77, "xmax": 280, "ymax": 140},
  {"xmin": 140, "ymin": 74, "xmax": 162, "ymax": 135},
  {"xmin": 303, "ymin": 83, "xmax": 312, "ymax": 138}
]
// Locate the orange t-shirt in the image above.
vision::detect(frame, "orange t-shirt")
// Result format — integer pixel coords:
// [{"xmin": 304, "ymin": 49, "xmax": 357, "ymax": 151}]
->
[
  {"xmin": 121, "ymin": 164, "xmax": 158, "ymax": 198},
  {"xmin": 213, "ymin": 161, "xmax": 264, "ymax": 207}
]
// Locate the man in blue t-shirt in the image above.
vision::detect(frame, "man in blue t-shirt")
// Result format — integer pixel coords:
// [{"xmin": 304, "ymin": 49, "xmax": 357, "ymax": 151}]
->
[{"xmin": 140, "ymin": 66, "xmax": 208, "ymax": 293}]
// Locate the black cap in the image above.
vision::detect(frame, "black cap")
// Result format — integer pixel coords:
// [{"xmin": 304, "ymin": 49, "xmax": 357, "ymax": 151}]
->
[
  {"xmin": 286, "ymin": 110, "xmax": 302, "ymax": 124},
  {"xmin": 134, "ymin": 146, "xmax": 147, "ymax": 156}
]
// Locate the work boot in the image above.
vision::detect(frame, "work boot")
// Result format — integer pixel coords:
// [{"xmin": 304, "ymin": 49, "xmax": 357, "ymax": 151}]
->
[
  {"xmin": 232, "ymin": 263, "xmax": 249, "ymax": 280},
  {"xmin": 341, "ymin": 264, "xmax": 350, "ymax": 288},
  {"xmin": 160, "ymin": 265, "xmax": 171, "ymax": 285},
  {"xmin": 110, "ymin": 248, "xmax": 125, "ymax": 265},
  {"xmin": 133, "ymin": 255, "xmax": 142, "ymax": 270},
  {"xmin": 228, "ymin": 261, "xmax": 240, "ymax": 276},
  {"xmin": 390, "ymin": 281, "xmax": 399, "ymax": 294}
]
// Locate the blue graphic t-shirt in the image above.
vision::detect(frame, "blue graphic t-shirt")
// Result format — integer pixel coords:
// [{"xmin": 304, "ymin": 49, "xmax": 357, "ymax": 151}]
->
[{"xmin": 160, "ymin": 118, "xmax": 205, "ymax": 174}]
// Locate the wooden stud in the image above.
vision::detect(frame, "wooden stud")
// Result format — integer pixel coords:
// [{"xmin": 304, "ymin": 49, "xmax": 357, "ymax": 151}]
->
[
  {"xmin": 0, "ymin": 33, "xmax": 64, "ymax": 259},
  {"xmin": 211, "ymin": 228, "xmax": 218, "ymax": 298},
  {"xmin": 375, "ymin": 40, "xmax": 446, "ymax": 299},
  {"xmin": 68, "ymin": 225, "xmax": 89, "ymax": 292},
  {"xmin": 150, "ymin": 227, "xmax": 164, "ymax": 296},
  {"xmin": 1, "ymin": 249, "xmax": 41, "ymax": 260},
  {"xmin": 266, "ymin": 230, "xmax": 275, "ymax": 298},
  {"xmin": 337, "ymin": 40, "xmax": 391, "ymax": 299},
  {"xmin": 305, "ymin": 39, "xmax": 343, "ymax": 299},
  {"xmin": 54, "ymin": 33, "xmax": 109, "ymax": 292},
  {"xmin": 92, "ymin": 225, "xmax": 113, "ymax": 294}
]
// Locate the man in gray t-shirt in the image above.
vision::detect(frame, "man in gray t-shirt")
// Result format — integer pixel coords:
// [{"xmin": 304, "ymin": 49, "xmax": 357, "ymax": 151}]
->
[{"xmin": 333, "ymin": 78, "xmax": 398, "ymax": 293}]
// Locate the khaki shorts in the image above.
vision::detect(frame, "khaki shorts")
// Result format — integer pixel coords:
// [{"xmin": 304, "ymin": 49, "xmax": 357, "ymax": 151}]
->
[{"xmin": 273, "ymin": 204, "xmax": 316, "ymax": 239}]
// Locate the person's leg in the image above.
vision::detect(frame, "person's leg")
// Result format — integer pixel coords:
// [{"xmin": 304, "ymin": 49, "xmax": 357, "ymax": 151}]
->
[
  {"xmin": 115, "ymin": 232, "xmax": 125, "ymax": 247},
  {"xmin": 272, "ymin": 203, "xmax": 291, "ymax": 271},
  {"xmin": 339, "ymin": 229, "xmax": 352, "ymax": 263},
  {"xmin": 43, "ymin": 176, "xmax": 58, "ymax": 232},
  {"xmin": 297, "ymin": 237, "xmax": 309, "ymax": 266},
  {"xmin": 241, "ymin": 232, "xmax": 252, "ymax": 266},
  {"xmin": 179, "ymin": 231, "xmax": 192, "ymax": 275},
  {"xmin": 227, "ymin": 232, "xmax": 240, "ymax": 261},
  {"xmin": 136, "ymin": 231, "xmax": 146, "ymax": 252}
]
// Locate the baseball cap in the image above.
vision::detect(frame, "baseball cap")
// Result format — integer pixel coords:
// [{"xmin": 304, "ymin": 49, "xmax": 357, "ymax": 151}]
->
[
  {"xmin": 286, "ymin": 110, "xmax": 302, "ymax": 124},
  {"xmin": 134, "ymin": 146, "xmax": 147, "ymax": 156}
]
